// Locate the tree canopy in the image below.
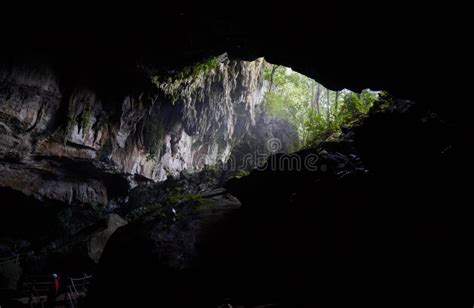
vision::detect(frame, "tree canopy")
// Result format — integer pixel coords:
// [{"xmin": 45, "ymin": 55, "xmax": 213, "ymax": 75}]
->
[{"xmin": 262, "ymin": 61, "xmax": 378, "ymax": 148}]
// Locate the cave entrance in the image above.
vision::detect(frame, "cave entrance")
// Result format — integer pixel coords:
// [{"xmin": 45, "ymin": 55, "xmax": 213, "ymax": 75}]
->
[
  {"xmin": 148, "ymin": 55, "xmax": 383, "ymax": 178},
  {"xmin": 261, "ymin": 59, "xmax": 380, "ymax": 150}
]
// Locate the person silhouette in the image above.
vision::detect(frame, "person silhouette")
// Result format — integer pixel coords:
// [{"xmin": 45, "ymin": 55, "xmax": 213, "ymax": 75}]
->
[{"xmin": 46, "ymin": 273, "xmax": 61, "ymax": 307}]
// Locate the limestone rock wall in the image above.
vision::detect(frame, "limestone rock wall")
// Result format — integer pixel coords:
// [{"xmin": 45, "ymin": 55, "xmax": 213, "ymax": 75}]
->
[{"xmin": 0, "ymin": 58, "xmax": 296, "ymax": 206}]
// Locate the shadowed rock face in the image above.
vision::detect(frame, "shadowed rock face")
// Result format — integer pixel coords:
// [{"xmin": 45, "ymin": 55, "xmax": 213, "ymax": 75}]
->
[
  {"xmin": 86, "ymin": 186, "xmax": 242, "ymax": 307},
  {"xmin": 23, "ymin": 214, "xmax": 128, "ymax": 273},
  {"xmin": 85, "ymin": 99, "xmax": 463, "ymax": 307}
]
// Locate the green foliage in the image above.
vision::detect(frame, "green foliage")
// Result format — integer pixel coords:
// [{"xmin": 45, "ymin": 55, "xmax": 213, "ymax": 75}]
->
[
  {"xmin": 81, "ymin": 103, "xmax": 91, "ymax": 136},
  {"xmin": 232, "ymin": 169, "xmax": 250, "ymax": 179},
  {"xmin": 63, "ymin": 95, "xmax": 96, "ymax": 142},
  {"xmin": 144, "ymin": 121, "xmax": 165, "ymax": 160},
  {"xmin": 304, "ymin": 108, "xmax": 330, "ymax": 146},
  {"xmin": 179, "ymin": 57, "xmax": 219, "ymax": 80},
  {"xmin": 370, "ymin": 91, "xmax": 395, "ymax": 112},
  {"xmin": 151, "ymin": 57, "xmax": 219, "ymax": 104},
  {"xmin": 125, "ymin": 204, "xmax": 160, "ymax": 223},
  {"xmin": 263, "ymin": 64, "xmax": 314, "ymax": 143},
  {"xmin": 165, "ymin": 190, "xmax": 212, "ymax": 208},
  {"xmin": 339, "ymin": 89, "xmax": 377, "ymax": 124},
  {"xmin": 263, "ymin": 61, "xmax": 379, "ymax": 148},
  {"xmin": 64, "ymin": 96, "xmax": 78, "ymax": 144}
]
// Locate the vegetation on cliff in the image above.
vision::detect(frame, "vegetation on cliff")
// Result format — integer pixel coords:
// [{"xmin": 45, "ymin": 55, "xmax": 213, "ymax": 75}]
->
[
  {"xmin": 144, "ymin": 120, "xmax": 165, "ymax": 160},
  {"xmin": 262, "ymin": 61, "xmax": 378, "ymax": 147},
  {"xmin": 150, "ymin": 56, "xmax": 220, "ymax": 104}
]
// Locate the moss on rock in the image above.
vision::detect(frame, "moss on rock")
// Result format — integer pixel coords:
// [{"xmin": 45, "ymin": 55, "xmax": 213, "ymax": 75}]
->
[{"xmin": 151, "ymin": 56, "xmax": 220, "ymax": 104}]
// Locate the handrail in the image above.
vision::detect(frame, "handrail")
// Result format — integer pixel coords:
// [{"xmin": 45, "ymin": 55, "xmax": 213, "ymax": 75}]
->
[
  {"xmin": 65, "ymin": 274, "xmax": 91, "ymax": 307},
  {"xmin": 22, "ymin": 272, "xmax": 92, "ymax": 306},
  {"xmin": 24, "ymin": 282, "xmax": 52, "ymax": 285},
  {"xmin": 66, "ymin": 285, "xmax": 77, "ymax": 308},
  {"xmin": 0, "ymin": 252, "xmax": 27, "ymax": 261},
  {"xmin": 70, "ymin": 275, "xmax": 92, "ymax": 281},
  {"xmin": 27, "ymin": 283, "xmax": 45, "ymax": 308},
  {"xmin": 0, "ymin": 253, "xmax": 27, "ymax": 265}
]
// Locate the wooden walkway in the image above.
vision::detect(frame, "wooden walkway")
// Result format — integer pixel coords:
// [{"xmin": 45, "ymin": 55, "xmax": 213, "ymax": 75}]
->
[{"xmin": 12, "ymin": 273, "xmax": 92, "ymax": 308}]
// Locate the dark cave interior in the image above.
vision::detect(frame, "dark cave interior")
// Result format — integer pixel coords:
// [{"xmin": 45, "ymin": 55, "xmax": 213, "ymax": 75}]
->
[{"xmin": 0, "ymin": 6, "xmax": 469, "ymax": 308}]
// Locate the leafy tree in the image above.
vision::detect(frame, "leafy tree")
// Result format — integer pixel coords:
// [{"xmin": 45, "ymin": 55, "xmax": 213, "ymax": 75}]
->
[
  {"xmin": 262, "ymin": 60, "xmax": 379, "ymax": 150},
  {"xmin": 263, "ymin": 64, "xmax": 314, "ymax": 142},
  {"xmin": 338, "ymin": 89, "xmax": 378, "ymax": 126}
]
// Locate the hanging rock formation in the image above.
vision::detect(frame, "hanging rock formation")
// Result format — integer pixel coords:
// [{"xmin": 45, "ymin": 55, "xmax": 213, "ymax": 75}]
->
[{"xmin": 0, "ymin": 57, "xmax": 297, "ymax": 208}]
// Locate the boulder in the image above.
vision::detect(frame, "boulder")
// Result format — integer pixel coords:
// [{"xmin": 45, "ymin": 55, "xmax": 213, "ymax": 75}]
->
[
  {"xmin": 86, "ymin": 193, "xmax": 241, "ymax": 307},
  {"xmin": 86, "ymin": 214, "xmax": 128, "ymax": 263}
]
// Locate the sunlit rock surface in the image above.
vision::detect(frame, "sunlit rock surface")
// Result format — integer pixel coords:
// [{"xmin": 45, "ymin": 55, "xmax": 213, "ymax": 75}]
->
[{"xmin": 0, "ymin": 57, "xmax": 296, "ymax": 206}]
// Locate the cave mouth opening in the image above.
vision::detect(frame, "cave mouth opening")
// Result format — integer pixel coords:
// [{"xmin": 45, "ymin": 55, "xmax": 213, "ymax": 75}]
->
[
  {"xmin": 260, "ymin": 59, "xmax": 381, "ymax": 151},
  {"xmin": 144, "ymin": 54, "xmax": 386, "ymax": 179}
]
